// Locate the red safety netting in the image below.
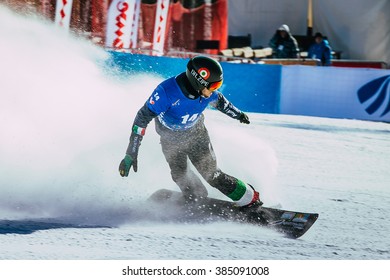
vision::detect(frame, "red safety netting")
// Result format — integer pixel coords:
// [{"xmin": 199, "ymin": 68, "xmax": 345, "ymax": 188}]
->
[
  {"xmin": 139, "ymin": 0, "xmax": 227, "ymax": 54},
  {"xmin": 3, "ymin": 0, "xmax": 228, "ymax": 54}
]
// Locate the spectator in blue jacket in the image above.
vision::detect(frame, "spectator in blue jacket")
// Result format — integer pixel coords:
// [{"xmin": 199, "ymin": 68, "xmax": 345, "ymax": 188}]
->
[{"xmin": 308, "ymin": 32, "xmax": 333, "ymax": 66}]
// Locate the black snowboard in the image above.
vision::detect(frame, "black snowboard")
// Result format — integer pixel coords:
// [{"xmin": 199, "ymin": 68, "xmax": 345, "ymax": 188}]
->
[{"xmin": 149, "ymin": 189, "xmax": 319, "ymax": 239}]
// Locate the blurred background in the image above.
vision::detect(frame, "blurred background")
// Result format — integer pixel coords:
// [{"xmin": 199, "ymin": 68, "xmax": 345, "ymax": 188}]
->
[{"xmin": 1, "ymin": 0, "xmax": 389, "ymax": 66}]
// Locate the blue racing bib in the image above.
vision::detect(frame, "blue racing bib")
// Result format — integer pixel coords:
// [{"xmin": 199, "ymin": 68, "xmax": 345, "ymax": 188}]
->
[{"xmin": 147, "ymin": 77, "xmax": 217, "ymax": 130}]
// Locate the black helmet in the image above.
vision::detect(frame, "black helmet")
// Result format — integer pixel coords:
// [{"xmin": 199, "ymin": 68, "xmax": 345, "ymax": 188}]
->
[{"xmin": 186, "ymin": 56, "xmax": 223, "ymax": 92}]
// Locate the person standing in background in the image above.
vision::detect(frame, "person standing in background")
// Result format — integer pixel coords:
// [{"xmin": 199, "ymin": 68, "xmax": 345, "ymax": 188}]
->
[
  {"xmin": 308, "ymin": 32, "xmax": 333, "ymax": 66},
  {"xmin": 269, "ymin": 24, "xmax": 299, "ymax": 58}
]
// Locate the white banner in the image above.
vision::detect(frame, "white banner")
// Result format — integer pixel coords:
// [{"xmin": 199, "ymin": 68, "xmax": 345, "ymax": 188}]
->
[
  {"xmin": 54, "ymin": 0, "xmax": 73, "ymax": 30},
  {"xmin": 129, "ymin": 0, "xmax": 141, "ymax": 48},
  {"xmin": 106, "ymin": 0, "xmax": 139, "ymax": 49},
  {"xmin": 152, "ymin": 0, "xmax": 170, "ymax": 55},
  {"xmin": 280, "ymin": 66, "xmax": 390, "ymax": 122}
]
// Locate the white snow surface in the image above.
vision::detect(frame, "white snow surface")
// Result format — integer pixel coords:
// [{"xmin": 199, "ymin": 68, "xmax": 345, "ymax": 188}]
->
[{"xmin": 0, "ymin": 5, "xmax": 389, "ymax": 260}]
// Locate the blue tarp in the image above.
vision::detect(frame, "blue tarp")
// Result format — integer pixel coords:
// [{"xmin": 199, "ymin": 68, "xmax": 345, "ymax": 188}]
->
[{"xmin": 107, "ymin": 52, "xmax": 282, "ymax": 114}]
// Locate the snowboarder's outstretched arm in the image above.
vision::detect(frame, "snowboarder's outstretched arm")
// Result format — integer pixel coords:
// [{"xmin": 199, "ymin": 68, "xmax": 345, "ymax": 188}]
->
[
  {"xmin": 212, "ymin": 92, "xmax": 250, "ymax": 124},
  {"xmin": 119, "ymin": 103, "xmax": 157, "ymax": 176}
]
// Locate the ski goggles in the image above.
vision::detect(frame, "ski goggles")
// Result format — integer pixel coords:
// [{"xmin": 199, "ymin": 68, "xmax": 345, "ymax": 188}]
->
[{"xmin": 208, "ymin": 79, "xmax": 223, "ymax": 91}]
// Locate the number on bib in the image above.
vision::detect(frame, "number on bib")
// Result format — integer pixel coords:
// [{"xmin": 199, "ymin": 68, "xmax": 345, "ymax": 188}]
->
[{"xmin": 181, "ymin": 113, "xmax": 199, "ymax": 124}]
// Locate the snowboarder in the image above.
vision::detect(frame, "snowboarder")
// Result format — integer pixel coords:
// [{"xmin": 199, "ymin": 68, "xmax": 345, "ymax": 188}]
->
[{"xmin": 119, "ymin": 56, "xmax": 262, "ymax": 207}]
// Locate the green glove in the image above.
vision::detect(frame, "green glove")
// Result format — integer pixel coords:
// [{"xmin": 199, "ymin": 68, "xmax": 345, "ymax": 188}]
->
[{"xmin": 119, "ymin": 154, "xmax": 137, "ymax": 176}]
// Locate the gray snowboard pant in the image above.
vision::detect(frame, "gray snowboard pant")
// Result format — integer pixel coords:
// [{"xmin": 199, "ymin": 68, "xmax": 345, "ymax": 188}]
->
[{"xmin": 155, "ymin": 117, "xmax": 238, "ymax": 199}]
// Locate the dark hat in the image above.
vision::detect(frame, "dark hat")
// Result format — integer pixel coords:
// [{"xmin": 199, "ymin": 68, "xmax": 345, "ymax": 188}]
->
[{"xmin": 314, "ymin": 32, "xmax": 323, "ymax": 38}]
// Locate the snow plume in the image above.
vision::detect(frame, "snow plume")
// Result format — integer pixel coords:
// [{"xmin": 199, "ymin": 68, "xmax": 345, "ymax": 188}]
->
[
  {"xmin": 205, "ymin": 111, "xmax": 279, "ymax": 204},
  {"xmin": 0, "ymin": 5, "xmax": 167, "ymax": 224},
  {"xmin": 0, "ymin": 5, "xmax": 279, "ymax": 225}
]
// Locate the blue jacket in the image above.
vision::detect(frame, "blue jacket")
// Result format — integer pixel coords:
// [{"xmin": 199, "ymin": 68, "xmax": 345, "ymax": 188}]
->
[
  {"xmin": 125, "ymin": 74, "xmax": 243, "ymax": 157},
  {"xmin": 147, "ymin": 77, "xmax": 218, "ymax": 130},
  {"xmin": 132, "ymin": 74, "xmax": 242, "ymax": 132},
  {"xmin": 308, "ymin": 39, "xmax": 333, "ymax": 66}
]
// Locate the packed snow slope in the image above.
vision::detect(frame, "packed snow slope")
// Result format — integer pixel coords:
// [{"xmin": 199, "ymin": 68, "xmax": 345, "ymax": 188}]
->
[{"xmin": 0, "ymin": 5, "xmax": 389, "ymax": 259}]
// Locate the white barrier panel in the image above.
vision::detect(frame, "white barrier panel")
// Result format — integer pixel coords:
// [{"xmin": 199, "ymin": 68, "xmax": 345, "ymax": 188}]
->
[
  {"xmin": 54, "ymin": 0, "xmax": 73, "ymax": 30},
  {"xmin": 280, "ymin": 66, "xmax": 390, "ymax": 122},
  {"xmin": 152, "ymin": 0, "xmax": 170, "ymax": 55},
  {"xmin": 106, "ymin": 0, "xmax": 138, "ymax": 49}
]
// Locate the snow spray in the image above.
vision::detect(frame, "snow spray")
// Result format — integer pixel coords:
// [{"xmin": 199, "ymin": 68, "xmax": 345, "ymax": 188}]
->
[{"xmin": 0, "ymin": 5, "xmax": 278, "ymax": 224}]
